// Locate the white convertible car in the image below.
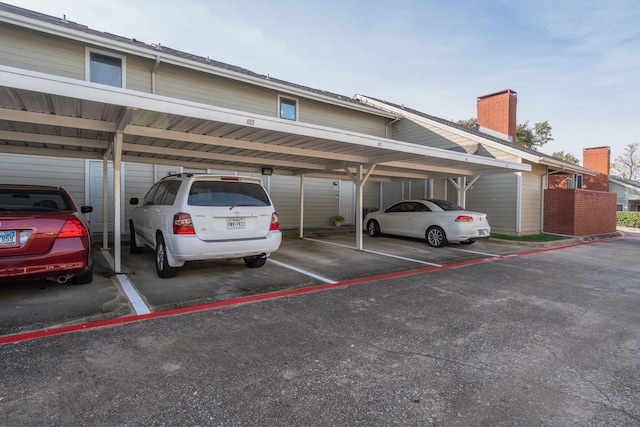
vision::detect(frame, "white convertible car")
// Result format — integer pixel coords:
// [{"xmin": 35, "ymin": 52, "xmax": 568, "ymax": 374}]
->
[{"xmin": 364, "ymin": 199, "xmax": 490, "ymax": 247}]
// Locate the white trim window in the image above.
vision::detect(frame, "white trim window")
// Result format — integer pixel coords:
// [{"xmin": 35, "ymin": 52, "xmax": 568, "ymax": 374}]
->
[
  {"xmin": 278, "ymin": 96, "xmax": 297, "ymax": 121},
  {"xmin": 85, "ymin": 48, "xmax": 126, "ymax": 88}
]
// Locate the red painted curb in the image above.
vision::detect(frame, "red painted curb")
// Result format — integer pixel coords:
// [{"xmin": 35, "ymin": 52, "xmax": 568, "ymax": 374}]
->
[{"xmin": 0, "ymin": 236, "xmax": 624, "ymax": 346}]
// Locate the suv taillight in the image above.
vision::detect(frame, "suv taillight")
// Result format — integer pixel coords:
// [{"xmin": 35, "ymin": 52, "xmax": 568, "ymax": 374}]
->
[
  {"xmin": 270, "ymin": 212, "xmax": 280, "ymax": 231},
  {"xmin": 58, "ymin": 217, "xmax": 88, "ymax": 238},
  {"xmin": 173, "ymin": 212, "xmax": 195, "ymax": 234}
]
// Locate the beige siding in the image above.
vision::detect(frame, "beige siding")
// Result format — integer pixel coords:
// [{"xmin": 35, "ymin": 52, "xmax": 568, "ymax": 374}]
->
[
  {"xmin": 393, "ymin": 119, "xmax": 472, "ymax": 151},
  {"xmin": 363, "ymin": 182, "xmax": 381, "ymax": 211},
  {"xmin": 0, "ymin": 153, "xmax": 86, "ymax": 203},
  {"xmin": 267, "ymin": 175, "xmax": 301, "ymax": 228},
  {"xmin": 520, "ymin": 164, "xmax": 545, "ymax": 234},
  {"xmin": 126, "ymin": 56, "xmax": 153, "ymax": 93},
  {"xmin": 431, "ymin": 180, "xmax": 446, "ymax": 199},
  {"xmin": 466, "ymin": 174, "xmax": 518, "ymax": 233},
  {"xmin": 155, "ymin": 63, "xmax": 275, "ymax": 115},
  {"xmin": 381, "ymin": 182, "xmax": 404, "ymax": 208},
  {"xmin": 0, "ymin": 24, "xmax": 84, "ymax": 79},
  {"xmin": 299, "ymin": 99, "xmax": 386, "ymax": 136},
  {"xmin": 476, "ymin": 144, "xmax": 522, "ymax": 162},
  {"xmin": 123, "ymin": 163, "xmax": 156, "ymax": 232}
]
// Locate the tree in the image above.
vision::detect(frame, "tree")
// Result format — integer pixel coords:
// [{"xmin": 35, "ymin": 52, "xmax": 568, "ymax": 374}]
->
[
  {"xmin": 456, "ymin": 117, "xmax": 477, "ymax": 129},
  {"xmin": 456, "ymin": 117, "xmax": 553, "ymax": 150},
  {"xmin": 611, "ymin": 143, "xmax": 640, "ymax": 181},
  {"xmin": 552, "ymin": 151, "xmax": 579, "ymax": 165},
  {"xmin": 516, "ymin": 121, "xmax": 553, "ymax": 149}
]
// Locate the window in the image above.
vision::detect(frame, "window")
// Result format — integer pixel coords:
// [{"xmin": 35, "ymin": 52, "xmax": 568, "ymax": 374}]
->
[
  {"xmin": 279, "ymin": 97, "xmax": 297, "ymax": 121},
  {"xmin": 86, "ymin": 48, "xmax": 125, "ymax": 88},
  {"xmin": 188, "ymin": 181, "xmax": 271, "ymax": 207}
]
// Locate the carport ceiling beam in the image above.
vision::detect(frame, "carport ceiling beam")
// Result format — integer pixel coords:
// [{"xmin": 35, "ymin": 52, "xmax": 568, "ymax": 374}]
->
[
  {"xmin": 348, "ymin": 167, "xmax": 432, "ymax": 180},
  {"xmin": 381, "ymin": 160, "xmax": 486, "ymax": 176},
  {"xmin": 0, "ymin": 108, "xmax": 116, "ymax": 132},
  {"xmin": 121, "ymin": 154, "xmax": 260, "ymax": 173},
  {"xmin": 0, "ymin": 130, "xmax": 109, "ymax": 150},
  {"xmin": 125, "ymin": 125, "xmax": 370, "ymax": 163},
  {"xmin": 122, "ymin": 143, "xmax": 325, "ymax": 171},
  {"xmin": 0, "ymin": 144, "xmax": 104, "ymax": 160}
]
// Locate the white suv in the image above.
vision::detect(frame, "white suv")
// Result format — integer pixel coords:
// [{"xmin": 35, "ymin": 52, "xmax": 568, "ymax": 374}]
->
[{"xmin": 129, "ymin": 174, "xmax": 282, "ymax": 278}]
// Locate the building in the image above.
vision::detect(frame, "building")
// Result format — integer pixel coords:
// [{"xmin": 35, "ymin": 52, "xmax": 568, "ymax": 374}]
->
[{"xmin": 0, "ymin": 2, "xmax": 608, "ymax": 271}]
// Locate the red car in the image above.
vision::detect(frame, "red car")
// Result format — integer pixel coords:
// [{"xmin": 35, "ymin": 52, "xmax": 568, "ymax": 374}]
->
[{"xmin": 0, "ymin": 184, "xmax": 93, "ymax": 285}]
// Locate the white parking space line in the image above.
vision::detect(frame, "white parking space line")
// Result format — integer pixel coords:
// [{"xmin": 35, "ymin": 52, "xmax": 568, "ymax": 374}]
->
[
  {"xmin": 452, "ymin": 248, "xmax": 501, "ymax": 257},
  {"xmin": 116, "ymin": 275, "xmax": 152, "ymax": 315},
  {"xmin": 362, "ymin": 249, "xmax": 442, "ymax": 266},
  {"xmin": 100, "ymin": 249, "xmax": 151, "ymax": 315},
  {"xmin": 267, "ymin": 259, "xmax": 337, "ymax": 284},
  {"xmin": 304, "ymin": 237, "xmax": 442, "ymax": 267},
  {"xmin": 303, "ymin": 238, "xmax": 355, "ymax": 250}
]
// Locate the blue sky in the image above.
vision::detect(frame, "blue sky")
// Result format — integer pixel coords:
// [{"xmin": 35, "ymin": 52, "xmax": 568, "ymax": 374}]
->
[{"xmin": 8, "ymin": 0, "xmax": 640, "ymax": 164}]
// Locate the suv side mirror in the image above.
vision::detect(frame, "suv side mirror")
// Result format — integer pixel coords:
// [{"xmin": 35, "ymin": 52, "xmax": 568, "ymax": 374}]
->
[
  {"xmin": 130, "ymin": 197, "xmax": 139, "ymax": 205},
  {"xmin": 81, "ymin": 206, "xmax": 93, "ymax": 214}
]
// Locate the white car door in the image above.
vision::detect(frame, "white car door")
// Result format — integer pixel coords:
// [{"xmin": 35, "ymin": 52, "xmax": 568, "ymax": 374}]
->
[{"xmin": 381, "ymin": 202, "xmax": 416, "ymax": 237}]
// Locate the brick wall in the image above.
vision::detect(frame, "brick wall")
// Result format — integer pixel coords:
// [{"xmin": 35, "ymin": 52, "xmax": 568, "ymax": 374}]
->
[
  {"xmin": 477, "ymin": 89, "xmax": 517, "ymax": 142},
  {"xmin": 548, "ymin": 175, "xmax": 569, "ymax": 189},
  {"xmin": 544, "ymin": 189, "xmax": 617, "ymax": 236},
  {"xmin": 582, "ymin": 147, "xmax": 610, "ymax": 192}
]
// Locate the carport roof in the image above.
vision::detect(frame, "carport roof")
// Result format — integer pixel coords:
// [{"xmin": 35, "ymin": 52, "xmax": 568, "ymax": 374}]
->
[{"xmin": 0, "ymin": 66, "xmax": 530, "ymax": 180}]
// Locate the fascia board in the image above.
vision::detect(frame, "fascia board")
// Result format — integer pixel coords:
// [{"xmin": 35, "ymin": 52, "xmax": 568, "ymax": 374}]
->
[
  {"xmin": 0, "ymin": 10, "xmax": 395, "ymax": 119},
  {"xmin": 539, "ymin": 158, "xmax": 597, "ymax": 176},
  {"xmin": 610, "ymin": 177, "xmax": 640, "ymax": 190},
  {"xmin": 1, "ymin": 66, "xmax": 530, "ymax": 174},
  {"xmin": 354, "ymin": 94, "xmax": 543, "ymax": 163}
]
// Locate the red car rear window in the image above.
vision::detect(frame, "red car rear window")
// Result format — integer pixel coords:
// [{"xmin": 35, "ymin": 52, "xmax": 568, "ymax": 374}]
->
[{"xmin": 0, "ymin": 189, "xmax": 71, "ymax": 211}]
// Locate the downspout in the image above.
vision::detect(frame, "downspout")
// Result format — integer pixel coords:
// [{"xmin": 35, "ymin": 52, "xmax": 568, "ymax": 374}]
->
[
  {"xmin": 151, "ymin": 55, "xmax": 161, "ymax": 94},
  {"xmin": 385, "ymin": 117, "xmax": 401, "ymax": 138}
]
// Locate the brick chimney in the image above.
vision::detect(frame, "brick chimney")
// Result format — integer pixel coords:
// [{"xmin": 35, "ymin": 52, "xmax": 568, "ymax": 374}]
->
[
  {"xmin": 582, "ymin": 146, "xmax": 610, "ymax": 192},
  {"xmin": 477, "ymin": 89, "xmax": 517, "ymax": 143}
]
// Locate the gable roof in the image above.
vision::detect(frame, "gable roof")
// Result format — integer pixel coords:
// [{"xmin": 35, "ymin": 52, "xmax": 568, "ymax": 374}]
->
[
  {"xmin": 0, "ymin": 2, "xmax": 532, "ymax": 182},
  {"xmin": 353, "ymin": 95, "xmax": 597, "ymax": 176},
  {"xmin": 0, "ymin": 2, "xmax": 391, "ymax": 118},
  {"xmin": 610, "ymin": 176, "xmax": 640, "ymax": 191}
]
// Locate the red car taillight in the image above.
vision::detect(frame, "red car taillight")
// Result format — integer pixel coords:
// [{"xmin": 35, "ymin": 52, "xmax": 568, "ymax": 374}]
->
[
  {"xmin": 455, "ymin": 215, "xmax": 474, "ymax": 222},
  {"xmin": 57, "ymin": 217, "xmax": 89, "ymax": 238},
  {"xmin": 173, "ymin": 212, "xmax": 195, "ymax": 234},
  {"xmin": 270, "ymin": 212, "xmax": 280, "ymax": 231}
]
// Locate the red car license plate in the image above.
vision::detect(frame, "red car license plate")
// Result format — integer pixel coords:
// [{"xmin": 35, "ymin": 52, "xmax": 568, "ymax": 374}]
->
[{"xmin": 0, "ymin": 230, "xmax": 17, "ymax": 246}]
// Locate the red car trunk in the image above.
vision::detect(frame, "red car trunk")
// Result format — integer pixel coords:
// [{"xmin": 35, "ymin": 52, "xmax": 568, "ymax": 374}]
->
[{"xmin": 0, "ymin": 212, "xmax": 69, "ymax": 256}]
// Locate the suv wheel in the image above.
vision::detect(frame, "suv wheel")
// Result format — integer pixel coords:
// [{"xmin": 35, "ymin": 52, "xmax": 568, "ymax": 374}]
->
[
  {"xmin": 130, "ymin": 223, "xmax": 144, "ymax": 254},
  {"xmin": 244, "ymin": 255, "xmax": 267, "ymax": 268},
  {"xmin": 156, "ymin": 233, "xmax": 178, "ymax": 278}
]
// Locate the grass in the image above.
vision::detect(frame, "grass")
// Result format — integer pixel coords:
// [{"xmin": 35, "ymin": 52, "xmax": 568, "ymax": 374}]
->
[{"xmin": 490, "ymin": 233, "xmax": 571, "ymax": 242}]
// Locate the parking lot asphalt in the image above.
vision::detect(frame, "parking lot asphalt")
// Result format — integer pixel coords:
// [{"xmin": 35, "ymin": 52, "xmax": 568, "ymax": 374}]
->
[{"xmin": 1, "ymin": 232, "xmax": 639, "ymax": 426}]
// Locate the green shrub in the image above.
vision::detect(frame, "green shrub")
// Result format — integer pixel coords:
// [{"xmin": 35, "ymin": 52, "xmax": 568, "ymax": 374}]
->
[{"xmin": 617, "ymin": 211, "xmax": 640, "ymax": 228}]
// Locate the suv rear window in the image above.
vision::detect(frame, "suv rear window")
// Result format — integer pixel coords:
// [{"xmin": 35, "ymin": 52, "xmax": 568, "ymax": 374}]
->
[{"xmin": 187, "ymin": 181, "xmax": 271, "ymax": 207}]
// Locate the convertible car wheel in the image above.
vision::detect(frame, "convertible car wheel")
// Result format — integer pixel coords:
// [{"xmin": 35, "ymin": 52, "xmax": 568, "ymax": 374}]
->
[
  {"xmin": 367, "ymin": 220, "xmax": 381, "ymax": 237},
  {"xmin": 426, "ymin": 226, "xmax": 447, "ymax": 248}
]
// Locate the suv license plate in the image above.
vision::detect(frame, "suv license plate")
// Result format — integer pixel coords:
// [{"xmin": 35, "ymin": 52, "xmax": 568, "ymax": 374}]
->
[
  {"xmin": 0, "ymin": 230, "xmax": 17, "ymax": 246},
  {"xmin": 227, "ymin": 218, "xmax": 246, "ymax": 229}
]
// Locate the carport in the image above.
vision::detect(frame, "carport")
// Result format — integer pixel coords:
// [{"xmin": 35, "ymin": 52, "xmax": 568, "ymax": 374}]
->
[{"xmin": 0, "ymin": 65, "xmax": 531, "ymax": 273}]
